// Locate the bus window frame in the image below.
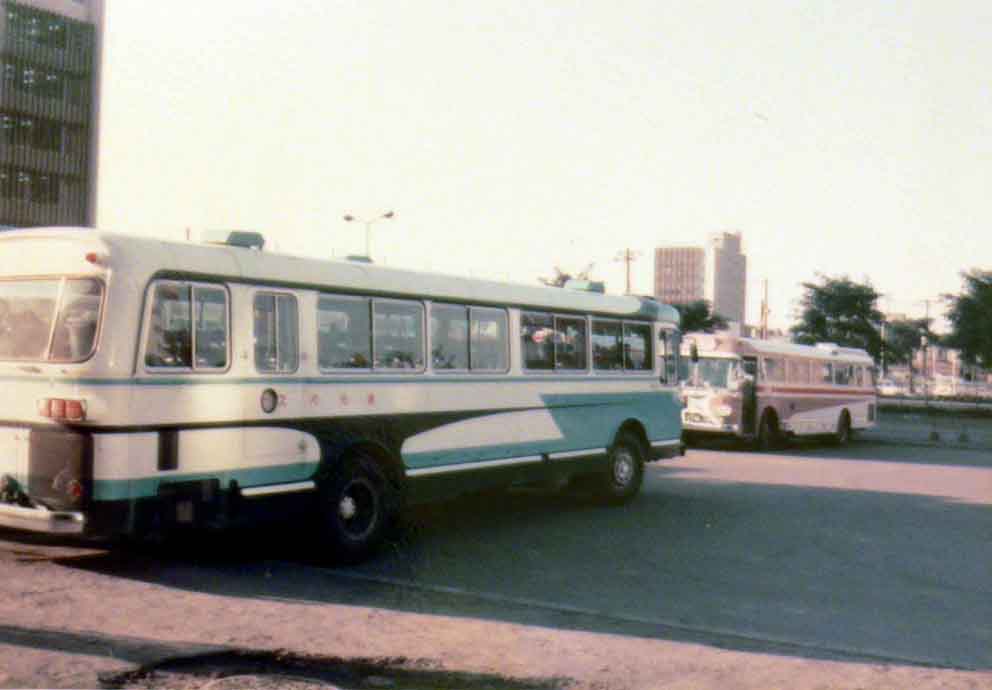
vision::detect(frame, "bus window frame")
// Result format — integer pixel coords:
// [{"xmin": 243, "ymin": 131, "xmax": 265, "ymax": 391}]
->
[
  {"xmin": 142, "ymin": 279, "xmax": 231, "ymax": 375},
  {"xmin": 372, "ymin": 296, "xmax": 426, "ymax": 374},
  {"xmin": 429, "ymin": 301, "xmax": 469, "ymax": 373},
  {"xmin": 552, "ymin": 313, "xmax": 590, "ymax": 374},
  {"xmin": 253, "ymin": 290, "xmax": 299, "ymax": 375},
  {"xmin": 468, "ymin": 305, "xmax": 510, "ymax": 374},
  {"xmin": 591, "ymin": 316, "xmax": 623, "ymax": 373},
  {"xmin": 316, "ymin": 293, "xmax": 373, "ymax": 373},
  {"xmin": 622, "ymin": 320, "xmax": 654, "ymax": 373}
]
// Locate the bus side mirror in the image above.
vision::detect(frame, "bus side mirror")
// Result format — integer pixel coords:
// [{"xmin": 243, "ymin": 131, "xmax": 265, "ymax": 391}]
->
[{"xmin": 690, "ymin": 343, "xmax": 699, "ymax": 364}]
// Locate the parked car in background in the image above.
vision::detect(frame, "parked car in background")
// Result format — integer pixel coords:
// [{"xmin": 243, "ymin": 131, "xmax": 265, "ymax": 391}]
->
[{"xmin": 877, "ymin": 379, "xmax": 905, "ymax": 397}]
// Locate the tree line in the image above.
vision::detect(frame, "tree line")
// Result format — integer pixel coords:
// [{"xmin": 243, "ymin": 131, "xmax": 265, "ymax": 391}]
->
[
  {"xmin": 539, "ymin": 265, "xmax": 992, "ymax": 373},
  {"xmin": 791, "ymin": 272, "xmax": 992, "ymax": 375}
]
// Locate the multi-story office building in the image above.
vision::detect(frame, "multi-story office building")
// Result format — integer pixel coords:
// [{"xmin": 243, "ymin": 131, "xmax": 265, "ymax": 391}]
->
[
  {"xmin": 1, "ymin": 0, "xmax": 103, "ymax": 229},
  {"xmin": 654, "ymin": 246, "xmax": 705, "ymax": 306},
  {"xmin": 654, "ymin": 231, "xmax": 748, "ymax": 326},
  {"xmin": 705, "ymin": 231, "xmax": 747, "ymax": 325}
]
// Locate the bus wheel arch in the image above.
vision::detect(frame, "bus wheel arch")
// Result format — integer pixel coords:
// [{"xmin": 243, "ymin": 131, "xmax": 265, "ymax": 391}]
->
[
  {"xmin": 598, "ymin": 426, "xmax": 646, "ymax": 505},
  {"xmin": 618, "ymin": 419, "xmax": 650, "ymax": 460},
  {"xmin": 313, "ymin": 441, "xmax": 402, "ymax": 563}
]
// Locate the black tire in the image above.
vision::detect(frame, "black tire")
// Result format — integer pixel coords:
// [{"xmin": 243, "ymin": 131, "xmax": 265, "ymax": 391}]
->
[
  {"xmin": 834, "ymin": 411, "xmax": 852, "ymax": 446},
  {"xmin": 754, "ymin": 411, "xmax": 778, "ymax": 452},
  {"xmin": 315, "ymin": 455, "xmax": 391, "ymax": 564},
  {"xmin": 596, "ymin": 431, "xmax": 645, "ymax": 505}
]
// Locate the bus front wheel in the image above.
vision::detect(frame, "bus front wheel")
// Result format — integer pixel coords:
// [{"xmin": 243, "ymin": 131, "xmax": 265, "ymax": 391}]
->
[
  {"xmin": 316, "ymin": 455, "xmax": 390, "ymax": 564},
  {"xmin": 597, "ymin": 431, "xmax": 645, "ymax": 504}
]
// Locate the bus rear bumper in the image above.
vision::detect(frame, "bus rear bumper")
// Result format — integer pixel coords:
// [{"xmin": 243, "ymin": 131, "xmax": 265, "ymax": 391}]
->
[{"xmin": 0, "ymin": 503, "xmax": 86, "ymax": 535}]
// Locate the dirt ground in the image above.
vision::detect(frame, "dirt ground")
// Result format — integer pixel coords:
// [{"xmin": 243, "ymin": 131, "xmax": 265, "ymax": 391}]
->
[{"xmin": 0, "ymin": 539, "xmax": 990, "ymax": 690}]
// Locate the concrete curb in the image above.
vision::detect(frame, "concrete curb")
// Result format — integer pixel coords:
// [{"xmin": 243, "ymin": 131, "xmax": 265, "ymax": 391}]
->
[{"xmin": 857, "ymin": 433, "xmax": 992, "ymax": 452}]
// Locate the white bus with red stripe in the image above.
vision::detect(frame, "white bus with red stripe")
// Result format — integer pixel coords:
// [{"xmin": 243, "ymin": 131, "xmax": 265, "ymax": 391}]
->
[{"xmin": 678, "ymin": 334, "xmax": 877, "ymax": 448}]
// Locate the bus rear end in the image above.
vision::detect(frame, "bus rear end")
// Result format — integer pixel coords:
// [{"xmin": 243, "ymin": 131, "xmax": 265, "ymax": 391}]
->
[{"xmin": 0, "ymin": 230, "xmax": 111, "ymax": 535}]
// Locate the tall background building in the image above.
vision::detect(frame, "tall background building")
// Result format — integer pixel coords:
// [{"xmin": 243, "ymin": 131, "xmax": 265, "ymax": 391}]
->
[
  {"xmin": 654, "ymin": 231, "xmax": 748, "ymax": 327},
  {"xmin": 705, "ymin": 231, "xmax": 747, "ymax": 325},
  {"xmin": 653, "ymin": 246, "xmax": 705, "ymax": 305},
  {"xmin": 1, "ymin": 0, "xmax": 103, "ymax": 229}
]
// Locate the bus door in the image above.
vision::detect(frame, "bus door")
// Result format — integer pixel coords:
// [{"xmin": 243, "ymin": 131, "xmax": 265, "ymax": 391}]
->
[
  {"xmin": 242, "ymin": 290, "xmax": 309, "ymax": 481},
  {"xmin": 741, "ymin": 356, "xmax": 758, "ymax": 434}
]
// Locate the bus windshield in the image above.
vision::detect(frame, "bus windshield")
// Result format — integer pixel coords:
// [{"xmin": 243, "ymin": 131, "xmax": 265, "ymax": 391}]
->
[
  {"xmin": 0, "ymin": 278, "xmax": 103, "ymax": 361},
  {"xmin": 681, "ymin": 356, "xmax": 740, "ymax": 389}
]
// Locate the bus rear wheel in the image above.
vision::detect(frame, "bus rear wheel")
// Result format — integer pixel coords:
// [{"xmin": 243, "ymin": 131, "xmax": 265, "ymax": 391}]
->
[
  {"xmin": 596, "ymin": 431, "xmax": 645, "ymax": 504},
  {"xmin": 755, "ymin": 411, "xmax": 779, "ymax": 451},
  {"xmin": 315, "ymin": 455, "xmax": 391, "ymax": 564}
]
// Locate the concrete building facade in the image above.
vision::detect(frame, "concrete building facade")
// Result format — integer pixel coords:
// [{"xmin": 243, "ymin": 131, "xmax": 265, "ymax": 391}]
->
[
  {"xmin": 654, "ymin": 231, "xmax": 748, "ymax": 325},
  {"xmin": 705, "ymin": 231, "xmax": 747, "ymax": 325},
  {"xmin": 653, "ymin": 246, "xmax": 705, "ymax": 306},
  {"xmin": 1, "ymin": 0, "xmax": 103, "ymax": 229}
]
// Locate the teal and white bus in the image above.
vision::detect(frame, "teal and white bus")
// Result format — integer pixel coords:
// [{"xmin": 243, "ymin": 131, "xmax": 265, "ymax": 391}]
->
[{"xmin": 0, "ymin": 229, "xmax": 684, "ymax": 560}]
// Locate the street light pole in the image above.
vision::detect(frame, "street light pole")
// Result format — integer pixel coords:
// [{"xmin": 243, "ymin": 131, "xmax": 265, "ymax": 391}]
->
[{"xmin": 343, "ymin": 210, "xmax": 395, "ymax": 262}]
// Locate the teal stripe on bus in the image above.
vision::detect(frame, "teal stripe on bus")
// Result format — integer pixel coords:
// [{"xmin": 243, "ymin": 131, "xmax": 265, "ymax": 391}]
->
[{"xmin": 92, "ymin": 461, "xmax": 319, "ymax": 501}]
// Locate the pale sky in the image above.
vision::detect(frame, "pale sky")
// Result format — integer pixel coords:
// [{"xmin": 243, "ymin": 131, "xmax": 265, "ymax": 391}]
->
[{"xmin": 95, "ymin": 1, "xmax": 991, "ymax": 331}]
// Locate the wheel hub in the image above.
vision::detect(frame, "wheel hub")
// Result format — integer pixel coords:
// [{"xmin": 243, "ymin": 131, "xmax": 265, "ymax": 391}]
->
[
  {"xmin": 613, "ymin": 449, "xmax": 634, "ymax": 486},
  {"xmin": 338, "ymin": 495, "xmax": 358, "ymax": 520}
]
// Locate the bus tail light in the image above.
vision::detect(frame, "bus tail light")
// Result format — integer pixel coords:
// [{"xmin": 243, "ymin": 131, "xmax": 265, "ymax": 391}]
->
[{"xmin": 37, "ymin": 398, "xmax": 87, "ymax": 421}]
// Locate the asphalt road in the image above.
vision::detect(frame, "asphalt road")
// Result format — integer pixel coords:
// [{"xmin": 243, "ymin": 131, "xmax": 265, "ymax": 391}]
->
[
  {"xmin": 335, "ymin": 440, "xmax": 992, "ymax": 669},
  {"xmin": 1, "ymin": 438, "xmax": 990, "ymax": 687}
]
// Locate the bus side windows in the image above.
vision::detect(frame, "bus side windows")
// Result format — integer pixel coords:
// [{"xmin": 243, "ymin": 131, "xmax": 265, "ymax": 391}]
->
[
  {"xmin": 521, "ymin": 312, "xmax": 554, "ymax": 370},
  {"xmin": 623, "ymin": 322, "xmax": 652, "ymax": 371},
  {"xmin": 254, "ymin": 293, "xmax": 298, "ymax": 373},
  {"xmin": 555, "ymin": 316, "xmax": 587, "ymax": 371},
  {"xmin": 820, "ymin": 362, "xmax": 833, "ymax": 384},
  {"xmin": 787, "ymin": 359, "xmax": 811, "ymax": 385},
  {"xmin": 145, "ymin": 283, "xmax": 192, "ymax": 368},
  {"xmin": 194, "ymin": 287, "xmax": 228, "ymax": 369},
  {"xmin": 762, "ymin": 358, "xmax": 785, "ymax": 382},
  {"xmin": 431, "ymin": 303, "xmax": 468, "ymax": 370},
  {"xmin": 835, "ymin": 364, "xmax": 853, "ymax": 386},
  {"xmin": 592, "ymin": 320, "xmax": 622, "ymax": 371},
  {"xmin": 373, "ymin": 299, "xmax": 424, "ymax": 370},
  {"xmin": 469, "ymin": 307, "xmax": 508, "ymax": 372},
  {"xmin": 318, "ymin": 296, "xmax": 371, "ymax": 369}
]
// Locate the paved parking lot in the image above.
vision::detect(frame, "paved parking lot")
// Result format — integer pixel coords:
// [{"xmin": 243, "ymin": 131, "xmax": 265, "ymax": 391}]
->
[{"xmin": 0, "ymin": 439, "xmax": 990, "ymax": 688}]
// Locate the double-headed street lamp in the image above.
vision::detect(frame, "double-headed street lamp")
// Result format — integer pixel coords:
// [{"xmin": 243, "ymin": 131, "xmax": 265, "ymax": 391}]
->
[{"xmin": 343, "ymin": 211, "xmax": 395, "ymax": 262}]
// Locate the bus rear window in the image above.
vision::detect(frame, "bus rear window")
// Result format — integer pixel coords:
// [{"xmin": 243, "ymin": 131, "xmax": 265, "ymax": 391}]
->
[{"xmin": 0, "ymin": 278, "xmax": 102, "ymax": 361}]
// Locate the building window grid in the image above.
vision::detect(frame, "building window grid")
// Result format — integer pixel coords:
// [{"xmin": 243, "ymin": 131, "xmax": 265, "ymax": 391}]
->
[{"xmin": 1, "ymin": 3, "xmax": 95, "ymax": 227}]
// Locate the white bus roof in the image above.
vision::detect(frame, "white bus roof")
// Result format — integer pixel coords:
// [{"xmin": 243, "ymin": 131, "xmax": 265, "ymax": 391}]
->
[
  {"xmin": 684, "ymin": 332, "xmax": 874, "ymax": 365},
  {"xmin": 0, "ymin": 228, "xmax": 681, "ymax": 324}
]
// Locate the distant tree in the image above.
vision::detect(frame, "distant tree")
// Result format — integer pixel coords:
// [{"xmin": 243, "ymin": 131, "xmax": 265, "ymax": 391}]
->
[
  {"xmin": 790, "ymin": 274, "xmax": 884, "ymax": 360},
  {"xmin": 538, "ymin": 263, "xmax": 594, "ymax": 288},
  {"xmin": 944, "ymin": 269, "xmax": 992, "ymax": 368},
  {"xmin": 673, "ymin": 300, "xmax": 729, "ymax": 333},
  {"xmin": 882, "ymin": 317, "xmax": 932, "ymax": 367}
]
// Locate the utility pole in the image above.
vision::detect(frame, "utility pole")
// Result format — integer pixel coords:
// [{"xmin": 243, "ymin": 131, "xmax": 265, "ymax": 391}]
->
[
  {"xmin": 880, "ymin": 320, "xmax": 887, "ymax": 377},
  {"xmin": 760, "ymin": 279, "xmax": 769, "ymax": 340},
  {"xmin": 614, "ymin": 249, "xmax": 641, "ymax": 294}
]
